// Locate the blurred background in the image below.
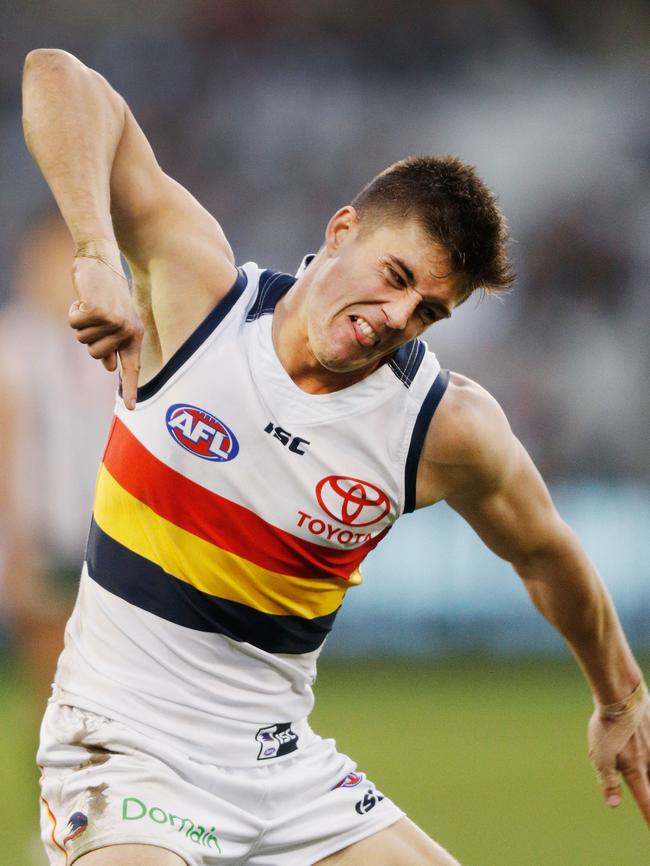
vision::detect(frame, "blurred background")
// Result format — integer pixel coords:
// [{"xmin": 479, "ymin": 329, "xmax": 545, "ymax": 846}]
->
[{"xmin": 0, "ymin": 1, "xmax": 648, "ymax": 864}]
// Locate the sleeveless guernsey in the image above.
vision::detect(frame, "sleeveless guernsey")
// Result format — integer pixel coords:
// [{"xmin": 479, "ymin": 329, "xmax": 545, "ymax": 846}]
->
[{"xmin": 54, "ymin": 260, "xmax": 449, "ymax": 766}]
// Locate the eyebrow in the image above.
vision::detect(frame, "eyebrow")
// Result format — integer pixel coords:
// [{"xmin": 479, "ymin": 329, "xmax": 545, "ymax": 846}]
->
[{"xmin": 388, "ymin": 255, "xmax": 452, "ymax": 319}]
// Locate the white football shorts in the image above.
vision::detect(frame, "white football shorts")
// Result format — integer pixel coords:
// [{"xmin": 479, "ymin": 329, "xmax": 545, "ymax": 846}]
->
[{"xmin": 38, "ymin": 701, "xmax": 404, "ymax": 865}]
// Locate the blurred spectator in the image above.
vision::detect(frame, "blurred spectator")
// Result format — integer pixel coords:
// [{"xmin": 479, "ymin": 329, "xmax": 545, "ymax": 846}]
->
[
  {"xmin": 505, "ymin": 195, "xmax": 648, "ymax": 480},
  {"xmin": 0, "ymin": 211, "xmax": 115, "ymax": 714}
]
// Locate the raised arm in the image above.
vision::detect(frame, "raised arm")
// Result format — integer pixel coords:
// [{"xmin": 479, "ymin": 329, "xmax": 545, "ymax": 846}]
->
[
  {"xmin": 22, "ymin": 49, "xmax": 237, "ymax": 404},
  {"xmin": 417, "ymin": 373, "xmax": 650, "ymax": 824}
]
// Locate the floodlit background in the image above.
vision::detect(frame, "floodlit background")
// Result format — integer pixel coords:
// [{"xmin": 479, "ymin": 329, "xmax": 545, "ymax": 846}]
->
[{"xmin": 0, "ymin": 2, "xmax": 648, "ymax": 864}]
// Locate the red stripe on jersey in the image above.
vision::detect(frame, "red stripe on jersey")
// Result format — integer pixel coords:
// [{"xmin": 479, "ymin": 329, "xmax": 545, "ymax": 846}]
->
[{"xmin": 102, "ymin": 417, "xmax": 388, "ymax": 581}]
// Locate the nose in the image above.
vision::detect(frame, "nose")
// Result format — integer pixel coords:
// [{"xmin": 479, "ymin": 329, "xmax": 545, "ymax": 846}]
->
[{"xmin": 382, "ymin": 293, "xmax": 419, "ymax": 331}]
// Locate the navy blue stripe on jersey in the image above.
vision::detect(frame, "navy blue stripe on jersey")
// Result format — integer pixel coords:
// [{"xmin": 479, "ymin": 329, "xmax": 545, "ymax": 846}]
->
[
  {"xmin": 127, "ymin": 268, "xmax": 248, "ymax": 403},
  {"xmin": 85, "ymin": 518, "xmax": 338, "ymax": 654},
  {"xmin": 387, "ymin": 339, "xmax": 427, "ymax": 389},
  {"xmin": 245, "ymin": 270, "xmax": 296, "ymax": 321},
  {"xmin": 403, "ymin": 369, "xmax": 451, "ymax": 513}
]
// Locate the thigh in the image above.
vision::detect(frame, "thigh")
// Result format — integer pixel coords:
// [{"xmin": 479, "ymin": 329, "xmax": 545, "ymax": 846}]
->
[
  {"xmin": 314, "ymin": 817, "xmax": 463, "ymax": 866},
  {"xmin": 77, "ymin": 844, "xmax": 187, "ymax": 865}
]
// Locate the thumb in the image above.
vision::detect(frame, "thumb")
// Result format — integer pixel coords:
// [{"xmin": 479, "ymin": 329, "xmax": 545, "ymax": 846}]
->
[{"xmin": 68, "ymin": 299, "xmax": 86, "ymax": 316}]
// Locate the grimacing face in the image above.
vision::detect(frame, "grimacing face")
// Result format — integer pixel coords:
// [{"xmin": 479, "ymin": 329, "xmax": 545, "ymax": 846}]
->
[{"xmin": 304, "ymin": 209, "xmax": 466, "ymax": 376}]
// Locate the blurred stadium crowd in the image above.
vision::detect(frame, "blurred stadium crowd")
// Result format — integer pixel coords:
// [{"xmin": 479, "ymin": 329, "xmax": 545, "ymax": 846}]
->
[{"xmin": 2, "ymin": 0, "xmax": 649, "ymax": 482}]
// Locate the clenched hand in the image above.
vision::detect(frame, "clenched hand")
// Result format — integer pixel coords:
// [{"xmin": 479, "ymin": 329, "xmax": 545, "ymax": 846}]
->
[{"xmin": 69, "ymin": 250, "xmax": 143, "ymax": 410}]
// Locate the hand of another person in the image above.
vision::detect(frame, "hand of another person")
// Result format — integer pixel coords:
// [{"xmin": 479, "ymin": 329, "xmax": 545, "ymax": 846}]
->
[
  {"xmin": 588, "ymin": 682, "xmax": 650, "ymax": 826},
  {"xmin": 69, "ymin": 249, "xmax": 143, "ymax": 410}
]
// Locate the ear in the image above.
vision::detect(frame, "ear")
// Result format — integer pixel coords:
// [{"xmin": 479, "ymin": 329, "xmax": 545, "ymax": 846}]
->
[{"xmin": 324, "ymin": 206, "xmax": 360, "ymax": 254}]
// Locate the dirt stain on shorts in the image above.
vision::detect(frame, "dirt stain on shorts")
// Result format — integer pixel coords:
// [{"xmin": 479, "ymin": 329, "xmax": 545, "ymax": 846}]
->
[
  {"xmin": 77, "ymin": 744, "xmax": 117, "ymax": 770},
  {"xmin": 87, "ymin": 782, "xmax": 109, "ymax": 818}
]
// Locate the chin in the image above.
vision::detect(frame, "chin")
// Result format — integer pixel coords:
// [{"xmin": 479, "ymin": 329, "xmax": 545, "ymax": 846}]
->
[
  {"xmin": 317, "ymin": 349, "xmax": 380, "ymax": 374},
  {"xmin": 315, "ymin": 355, "xmax": 354, "ymax": 373},
  {"xmin": 310, "ymin": 330, "xmax": 381, "ymax": 374}
]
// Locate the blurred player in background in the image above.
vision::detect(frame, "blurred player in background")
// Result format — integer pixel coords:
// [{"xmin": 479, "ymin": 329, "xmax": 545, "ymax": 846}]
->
[
  {"xmin": 0, "ymin": 211, "xmax": 115, "ymax": 716},
  {"xmin": 21, "ymin": 48, "xmax": 650, "ymax": 866}
]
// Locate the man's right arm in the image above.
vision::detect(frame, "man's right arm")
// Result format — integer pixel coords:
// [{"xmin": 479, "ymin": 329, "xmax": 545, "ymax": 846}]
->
[{"xmin": 22, "ymin": 49, "xmax": 238, "ymax": 401}]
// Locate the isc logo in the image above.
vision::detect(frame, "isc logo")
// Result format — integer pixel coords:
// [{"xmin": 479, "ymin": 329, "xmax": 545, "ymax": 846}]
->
[
  {"xmin": 255, "ymin": 723, "xmax": 299, "ymax": 761},
  {"xmin": 355, "ymin": 787, "xmax": 385, "ymax": 815},
  {"xmin": 166, "ymin": 404, "xmax": 239, "ymax": 462},
  {"xmin": 263, "ymin": 421, "xmax": 310, "ymax": 455}
]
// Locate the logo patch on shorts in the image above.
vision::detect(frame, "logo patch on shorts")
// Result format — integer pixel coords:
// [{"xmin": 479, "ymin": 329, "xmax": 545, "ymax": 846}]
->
[
  {"xmin": 335, "ymin": 771, "xmax": 364, "ymax": 789},
  {"xmin": 255, "ymin": 722, "xmax": 299, "ymax": 760},
  {"xmin": 122, "ymin": 796, "xmax": 221, "ymax": 852},
  {"xmin": 355, "ymin": 787, "xmax": 385, "ymax": 815},
  {"xmin": 166, "ymin": 404, "xmax": 239, "ymax": 462},
  {"xmin": 63, "ymin": 811, "xmax": 88, "ymax": 845}
]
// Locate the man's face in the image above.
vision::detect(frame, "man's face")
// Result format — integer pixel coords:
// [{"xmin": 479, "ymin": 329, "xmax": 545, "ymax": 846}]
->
[{"xmin": 304, "ymin": 209, "xmax": 466, "ymax": 375}]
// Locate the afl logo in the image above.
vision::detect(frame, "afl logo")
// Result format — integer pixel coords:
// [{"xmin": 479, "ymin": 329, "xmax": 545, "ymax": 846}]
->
[
  {"xmin": 335, "ymin": 771, "xmax": 364, "ymax": 789},
  {"xmin": 316, "ymin": 476, "xmax": 390, "ymax": 527},
  {"xmin": 166, "ymin": 404, "xmax": 239, "ymax": 462}
]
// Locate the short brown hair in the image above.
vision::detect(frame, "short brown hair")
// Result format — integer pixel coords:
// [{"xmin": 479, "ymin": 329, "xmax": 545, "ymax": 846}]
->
[{"xmin": 351, "ymin": 155, "xmax": 514, "ymax": 295}]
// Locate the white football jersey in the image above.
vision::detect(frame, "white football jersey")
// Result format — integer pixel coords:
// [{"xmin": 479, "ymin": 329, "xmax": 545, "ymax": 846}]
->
[{"xmin": 54, "ymin": 259, "xmax": 449, "ymax": 765}]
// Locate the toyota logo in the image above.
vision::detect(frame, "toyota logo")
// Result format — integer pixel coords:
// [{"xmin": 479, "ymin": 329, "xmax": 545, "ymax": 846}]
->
[{"xmin": 315, "ymin": 476, "xmax": 391, "ymax": 527}]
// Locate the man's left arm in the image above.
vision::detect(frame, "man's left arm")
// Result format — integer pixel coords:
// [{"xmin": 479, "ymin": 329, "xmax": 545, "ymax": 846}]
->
[{"xmin": 420, "ymin": 375, "xmax": 650, "ymax": 823}]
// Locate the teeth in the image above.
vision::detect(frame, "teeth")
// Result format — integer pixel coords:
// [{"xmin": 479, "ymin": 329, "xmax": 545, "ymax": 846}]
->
[{"xmin": 354, "ymin": 316, "xmax": 379, "ymax": 343}]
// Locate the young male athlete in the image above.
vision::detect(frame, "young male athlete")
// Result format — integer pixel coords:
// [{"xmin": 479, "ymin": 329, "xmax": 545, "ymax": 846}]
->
[{"xmin": 23, "ymin": 49, "xmax": 650, "ymax": 866}]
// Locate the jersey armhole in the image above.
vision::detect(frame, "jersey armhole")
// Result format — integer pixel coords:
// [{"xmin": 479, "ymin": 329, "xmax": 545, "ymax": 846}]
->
[
  {"xmin": 121, "ymin": 268, "xmax": 249, "ymax": 403},
  {"xmin": 402, "ymin": 369, "xmax": 450, "ymax": 514},
  {"xmin": 244, "ymin": 269, "xmax": 297, "ymax": 321}
]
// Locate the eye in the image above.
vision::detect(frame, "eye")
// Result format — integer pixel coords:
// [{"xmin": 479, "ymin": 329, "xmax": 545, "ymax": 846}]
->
[
  {"xmin": 418, "ymin": 305, "xmax": 438, "ymax": 325},
  {"xmin": 385, "ymin": 266, "xmax": 407, "ymax": 288}
]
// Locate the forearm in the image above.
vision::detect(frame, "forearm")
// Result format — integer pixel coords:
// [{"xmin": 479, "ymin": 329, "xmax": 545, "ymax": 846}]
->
[
  {"xmin": 514, "ymin": 527, "xmax": 643, "ymax": 704},
  {"xmin": 22, "ymin": 49, "xmax": 125, "ymax": 248}
]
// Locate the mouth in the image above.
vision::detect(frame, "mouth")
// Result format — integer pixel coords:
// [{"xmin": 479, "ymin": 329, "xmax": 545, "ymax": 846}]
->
[{"xmin": 350, "ymin": 315, "xmax": 380, "ymax": 346}]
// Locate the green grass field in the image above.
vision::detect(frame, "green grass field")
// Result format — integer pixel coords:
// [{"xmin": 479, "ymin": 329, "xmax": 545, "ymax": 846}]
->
[{"xmin": 1, "ymin": 655, "xmax": 647, "ymax": 865}]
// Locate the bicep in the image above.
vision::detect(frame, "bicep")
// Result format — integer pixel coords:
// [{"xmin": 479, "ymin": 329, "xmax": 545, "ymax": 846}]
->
[{"xmin": 446, "ymin": 437, "xmax": 568, "ymax": 565}]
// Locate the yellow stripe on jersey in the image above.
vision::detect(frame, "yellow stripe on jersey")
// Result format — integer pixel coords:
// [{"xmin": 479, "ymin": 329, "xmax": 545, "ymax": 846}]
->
[{"xmin": 94, "ymin": 464, "xmax": 346, "ymax": 619}]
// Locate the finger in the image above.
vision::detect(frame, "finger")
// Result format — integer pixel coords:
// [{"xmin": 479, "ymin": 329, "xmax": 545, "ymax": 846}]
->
[
  {"xmin": 597, "ymin": 764, "xmax": 622, "ymax": 808},
  {"xmin": 101, "ymin": 352, "xmax": 118, "ymax": 373},
  {"xmin": 621, "ymin": 765, "xmax": 650, "ymax": 826},
  {"xmin": 73, "ymin": 323, "xmax": 121, "ymax": 345},
  {"xmin": 118, "ymin": 339, "xmax": 142, "ymax": 412},
  {"xmin": 85, "ymin": 336, "xmax": 125, "ymax": 361}
]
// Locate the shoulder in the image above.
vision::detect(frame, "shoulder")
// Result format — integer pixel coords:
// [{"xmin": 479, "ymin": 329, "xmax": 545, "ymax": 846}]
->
[
  {"xmin": 415, "ymin": 371, "xmax": 517, "ymax": 507},
  {"xmin": 428, "ymin": 372, "xmax": 512, "ymax": 464}
]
